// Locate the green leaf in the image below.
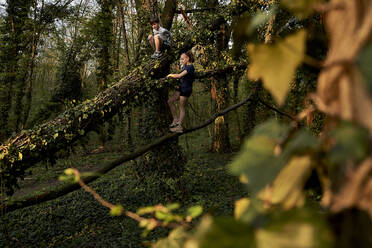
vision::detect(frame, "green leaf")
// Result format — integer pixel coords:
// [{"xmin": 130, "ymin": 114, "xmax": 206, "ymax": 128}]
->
[
  {"xmin": 58, "ymin": 175, "xmax": 73, "ymax": 182},
  {"xmin": 153, "ymin": 227, "xmax": 189, "ymax": 248},
  {"xmin": 229, "ymin": 120, "xmax": 290, "ymax": 194},
  {"xmin": 247, "ymin": 30, "xmax": 307, "ymax": 104},
  {"xmin": 18, "ymin": 152, "xmax": 23, "ymax": 161},
  {"xmin": 281, "ymin": 129, "xmax": 319, "ymax": 158},
  {"xmin": 234, "ymin": 198, "xmax": 250, "ymax": 220},
  {"xmin": 110, "ymin": 205, "xmax": 123, "ymax": 216},
  {"xmin": 64, "ymin": 168, "xmax": 75, "ymax": 176},
  {"xmin": 256, "ymin": 209, "xmax": 333, "ymax": 248},
  {"xmin": 199, "ymin": 217, "xmax": 256, "ymax": 248},
  {"xmin": 187, "ymin": 206, "xmax": 203, "ymax": 218},
  {"xmin": 137, "ymin": 206, "xmax": 156, "ymax": 215},
  {"xmin": 155, "ymin": 211, "xmax": 170, "ymax": 221},
  {"xmin": 357, "ymin": 43, "xmax": 372, "ymax": 95},
  {"xmin": 268, "ymin": 155, "xmax": 312, "ymax": 209},
  {"xmin": 166, "ymin": 203, "xmax": 180, "ymax": 211},
  {"xmin": 230, "ymin": 120, "xmax": 319, "ymax": 195},
  {"xmin": 329, "ymin": 122, "xmax": 369, "ymax": 165},
  {"xmin": 280, "ymin": 0, "xmax": 323, "ymax": 19}
]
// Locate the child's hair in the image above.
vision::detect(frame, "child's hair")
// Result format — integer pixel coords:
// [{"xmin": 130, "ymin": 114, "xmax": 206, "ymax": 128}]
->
[
  {"xmin": 149, "ymin": 16, "xmax": 160, "ymax": 25},
  {"xmin": 183, "ymin": 51, "xmax": 194, "ymax": 63}
]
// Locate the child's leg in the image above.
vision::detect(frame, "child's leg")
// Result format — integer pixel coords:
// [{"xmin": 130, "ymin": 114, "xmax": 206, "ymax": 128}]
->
[
  {"xmin": 168, "ymin": 91, "xmax": 180, "ymax": 121},
  {"xmin": 179, "ymin": 96, "xmax": 188, "ymax": 126},
  {"xmin": 154, "ymin": 34, "xmax": 163, "ymax": 52},
  {"xmin": 148, "ymin": 35, "xmax": 155, "ymax": 49}
]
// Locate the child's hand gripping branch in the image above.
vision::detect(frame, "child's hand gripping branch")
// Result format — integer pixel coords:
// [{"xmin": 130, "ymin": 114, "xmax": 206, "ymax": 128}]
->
[
  {"xmin": 167, "ymin": 51, "xmax": 195, "ymax": 133},
  {"xmin": 148, "ymin": 16, "xmax": 172, "ymax": 59}
]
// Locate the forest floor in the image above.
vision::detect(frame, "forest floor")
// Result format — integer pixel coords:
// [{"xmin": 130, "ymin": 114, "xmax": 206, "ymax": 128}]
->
[{"xmin": 0, "ymin": 130, "xmax": 247, "ymax": 247}]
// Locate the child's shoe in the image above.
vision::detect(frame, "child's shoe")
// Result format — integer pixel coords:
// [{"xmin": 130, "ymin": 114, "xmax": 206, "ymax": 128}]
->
[
  {"xmin": 169, "ymin": 120, "xmax": 179, "ymax": 128},
  {"xmin": 151, "ymin": 51, "xmax": 162, "ymax": 58},
  {"xmin": 170, "ymin": 124, "xmax": 183, "ymax": 133}
]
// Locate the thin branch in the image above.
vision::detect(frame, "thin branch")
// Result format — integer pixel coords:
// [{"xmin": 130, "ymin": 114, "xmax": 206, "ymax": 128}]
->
[
  {"xmin": 70, "ymin": 168, "xmax": 186, "ymax": 229},
  {"xmin": 258, "ymin": 98, "xmax": 295, "ymax": 120},
  {"xmin": 175, "ymin": 8, "xmax": 216, "ymax": 14}
]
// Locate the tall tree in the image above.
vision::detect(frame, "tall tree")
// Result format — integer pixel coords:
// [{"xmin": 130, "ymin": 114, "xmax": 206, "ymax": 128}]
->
[
  {"xmin": 209, "ymin": 0, "xmax": 232, "ymax": 153},
  {"xmin": 134, "ymin": 0, "xmax": 185, "ymax": 202},
  {"xmin": 0, "ymin": 0, "xmax": 33, "ymax": 141},
  {"xmin": 96, "ymin": 0, "xmax": 114, "ymax": 90},
  {"xmin": 117, "ymin": 0, "xmax": 131, "ymax": 67}
]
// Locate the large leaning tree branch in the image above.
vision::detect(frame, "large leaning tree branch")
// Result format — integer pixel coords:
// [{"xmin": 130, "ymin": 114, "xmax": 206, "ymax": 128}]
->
[
  {"xmin": 0, "ymin": 48, "xmax": 246, "ymax": 195},
  {"xmin": 0, "ymin": 36, "xmax": 195, "ymax": 195},
  {"xmin": 1, "ymin": 92, "xmax": 255, "ymax": 213}
]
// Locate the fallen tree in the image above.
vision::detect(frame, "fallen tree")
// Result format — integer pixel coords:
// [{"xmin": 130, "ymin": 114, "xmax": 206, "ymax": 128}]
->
[
  {"xmin": 0, "ymin": 56, "xmax": 246, "ymax": 195},
  {"xmin": 1, "ymin": 92, "xmax": 255, "ymax": 213},
  {"xmin": 1, "ymin": 86, "xmax": 296, "ymax": 213}
]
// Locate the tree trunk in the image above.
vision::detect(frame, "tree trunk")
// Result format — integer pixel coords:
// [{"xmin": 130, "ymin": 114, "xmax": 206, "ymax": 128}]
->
[
  {"xmin": 21, "ymin": 33, "xmax": 38, "ymax": 129},
  {"xmin": 210, "ymin": 2, "xmax": 232, "ymax": 153},
  {"xmin": 160, "ymin": 0, "xmax": 177, "ymax": 30},
  {"xmin": 212, "ymin": 76, "xmax": 232, "ymax": 153},
  {"xmin": 136, "ymin": 87, "xmax": 185, "ymax": 202},
  {"xmin": 117, "ymin": 0, "xmax": 131, "ymax": 67},
  {"xmin": 232, "ymin": 75, "xmax": 242, "ymax": 141},
  {"xmin": 97, "ymin": 0, "xmax": 114, "ymax": 90},
  {"xmin": 242, "ymin": 82, "xmax": 261, "ymax": 138},
  {"xmin": 134, "ymin": 0, "xmax": 185, "ymax": 202},
  {"xmin": 132, "ymin": 0, "xmax": 149, "ymax": 63}
]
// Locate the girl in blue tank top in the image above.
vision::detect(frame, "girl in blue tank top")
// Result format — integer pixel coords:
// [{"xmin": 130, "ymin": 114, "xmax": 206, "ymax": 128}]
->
[{"xmin": 167, "ymin": 51, "xmax": 195, "ymax": 133}]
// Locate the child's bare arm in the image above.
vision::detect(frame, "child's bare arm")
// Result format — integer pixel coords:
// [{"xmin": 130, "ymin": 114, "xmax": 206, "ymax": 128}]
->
[{"xmin": 167, "ymin": 70, "xmax": 188, "ymax": 79}]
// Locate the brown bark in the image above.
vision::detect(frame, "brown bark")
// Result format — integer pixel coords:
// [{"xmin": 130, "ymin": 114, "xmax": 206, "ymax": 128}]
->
[
  {"xmin": 212, "ymin": 77, "xmax": 232, "ymax": 153},
  {"xmin": 160, "ymin": 0, "xmax": 177, "ymax": 30},
  {"xmin": 243, "ymin": 83, "xmax": 261, "ymax": 138},
  {"xmin": 210, "ymin": 1, "xmax": 232, "ymax": 153}
]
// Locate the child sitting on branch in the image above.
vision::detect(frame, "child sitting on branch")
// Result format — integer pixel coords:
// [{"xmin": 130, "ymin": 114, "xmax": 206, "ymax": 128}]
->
[
  {"xmin": 148, "ymin": 16, "xmax": 172, "ymax": 59},
  {"xmin": 167, "ymin": 51, "xmax": 195, "ymax": 133}
]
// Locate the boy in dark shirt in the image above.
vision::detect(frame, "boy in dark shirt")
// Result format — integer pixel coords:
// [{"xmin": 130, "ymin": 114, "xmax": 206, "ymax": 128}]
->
[
  {"xmin": 148, "ymin": 17, "xmax": 172, "ymax": 58},
  {"xmin": 167, "ymin": 51, "xmax": 195, "ymax": 133}
]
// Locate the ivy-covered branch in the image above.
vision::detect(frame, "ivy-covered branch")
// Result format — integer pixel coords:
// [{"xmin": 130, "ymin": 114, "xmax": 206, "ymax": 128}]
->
[
  {"xmin": 1, "ymin": 92, "xmax": 254, "ymax": 213},
  {"xmin": 0, "ymin": 54, "xmax": 173, "ymax": 195},
  {"xmin": 0, "ymin": 56, "xmax": 246, "ymax": 195}
]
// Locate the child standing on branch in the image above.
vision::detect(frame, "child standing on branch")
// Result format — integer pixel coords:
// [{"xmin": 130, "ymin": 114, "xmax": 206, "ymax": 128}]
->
[
  {"xmin": 148, "ymin": 16, "xmax": 172, "ymax": 59},
  {"xmin": 167, "ymin": 51, "xmax": 195, "ymax": 133}
]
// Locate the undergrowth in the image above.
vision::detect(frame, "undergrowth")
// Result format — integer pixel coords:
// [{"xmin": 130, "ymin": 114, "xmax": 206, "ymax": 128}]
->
[{"xmin": 0, "ymin": 134, "xmax": 247, "ymax": 247}]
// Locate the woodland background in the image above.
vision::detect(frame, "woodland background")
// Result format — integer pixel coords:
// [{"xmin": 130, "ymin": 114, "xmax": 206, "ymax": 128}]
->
[{"xmin": 1, "ymin": 0, "xmax": 372, "ymax": 247}]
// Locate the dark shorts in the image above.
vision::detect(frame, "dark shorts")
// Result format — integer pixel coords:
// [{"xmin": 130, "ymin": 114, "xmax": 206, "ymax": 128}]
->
[{"xmin": 177, "ymin": 87, "xmax": 192, "ymax": 97}]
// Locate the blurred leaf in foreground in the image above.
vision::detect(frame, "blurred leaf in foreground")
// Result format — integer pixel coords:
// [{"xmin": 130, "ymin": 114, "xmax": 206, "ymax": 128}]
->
[
  {"xmin": 229, "ymin": 120, "xmax": 290, "ymax": 194},
  {"xmin": 329, "ymin": 122, "xmax": 369, "ymax": 165},
  {"xmin": 259, "ymin": 155, "xmax": 312, "ymax": 210},
  {"xmin": 199, "ymin": 217, "xmax": 256, "ymax": 248},
  {"xmin": 153, "ymin": 227, "xmax": 189, "ymax": 248},
  {"xmin": 247, "ymin": 30, "xmax": 306, "ymax": 105},
  {"xmin": 256, "ymin": 209, "xmax": 333, "ymax": 248},
  {"xmin": 229, "ymin": 120, "xmax": 318, "ymax": 195}
]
